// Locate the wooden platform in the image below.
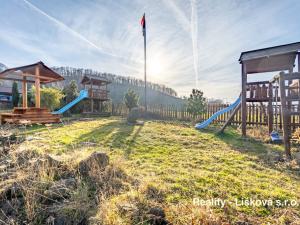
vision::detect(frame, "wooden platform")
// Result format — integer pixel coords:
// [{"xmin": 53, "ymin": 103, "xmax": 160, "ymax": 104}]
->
[{"xmin": 0, "ymin": 107, "xmax": 61, "ymax": 125}]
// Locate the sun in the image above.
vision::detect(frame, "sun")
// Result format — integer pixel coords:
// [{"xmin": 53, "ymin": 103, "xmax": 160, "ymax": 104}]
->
[{"xmin": 148, "ymin": 57, "xmax": 165, "ymax": 78}]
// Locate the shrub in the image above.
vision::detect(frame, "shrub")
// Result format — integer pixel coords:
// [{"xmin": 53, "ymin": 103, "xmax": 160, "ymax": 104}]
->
[
  {"xmin": 12, "ymin": 81, "xmax": 19, "ymax": 107},
  {"xmin": 124, "ymin": 89, "xmax": 139, "ymax": 111},
  {"xmin": 292, "ymin": 128, "xmax": 300, "ymax": 145},
  {"xmin": 62, "ymin": 80, "xmax": 82, "ymax": 113},
  {"xmin": 31, "ymin": 86, "xmax": 64, "ymax": 110},
  {"xmin": 187, "ymin": 89, "xmax": 206, "ymax": 119}
]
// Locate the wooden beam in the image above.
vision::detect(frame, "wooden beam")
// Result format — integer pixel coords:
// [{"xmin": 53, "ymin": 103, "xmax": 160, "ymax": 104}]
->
[
  {"xmin": 0, "ymin": 72, "xmax": 61, "ymax": 83},
  {"xmin": 35, "ymin": 65, "xmax": 41, "ymax": 108},
  {"xmin": 268, "ymin": 83, "xmax": 273, "ymax": 133},
  {"xmin": 219, "ymin": 103, "xmax": 241, "ymax": 133},
  {"xmin": 246, "ymin": 81, "xmax": 270, "ymax": 85},
  {"xmin": 0, "ymin": 77, "xmax": 35, "ymax": 83},
  {"xmin": 298, "ymin": 53, "xmax": 300, "ymax": 72},
  {"xmin": 22, "ymin": 74, "xmax": 61, "ymax": 82},
  {"xmin": 90, "ymin": 80, "xmax": 93, "ymax": 112},
  {"xmin": 241, "ymin": 64, "xmax": 247, "ymax": 136},
  {"xmin": 279, "ymin": 72, "xmax": 291, "ymax": 159},
  {"xmin": 22, "ymin": 76, "xmax": 28, "ymax": 108}
]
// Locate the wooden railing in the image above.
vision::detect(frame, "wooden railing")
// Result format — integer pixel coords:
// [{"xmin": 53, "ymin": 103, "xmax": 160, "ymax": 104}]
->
[{"xmin": 88, "ymin": 89, "xmax": 108, "ymax": 100}]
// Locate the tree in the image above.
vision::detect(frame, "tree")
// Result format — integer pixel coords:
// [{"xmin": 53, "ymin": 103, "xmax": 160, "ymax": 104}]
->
[
  {"xmin": 32, "ymin": 86, "xmax": 64, "ymax": 111},
  {"xmin": 124, "ymin": 89, "xmax": 139, "ymax": 111},
  {"xmin": 62, "ymin": 80, "xmax": 81, "ymax": 113},
  {"xmin": 12, "ymin": 82, "xmax": 19, "ymax": 107},
  {"xmin": 63, "ymin": 80, "xmax": 78, "ymax": 103},
  {"xmin": 187, "ymin": 89, "xmax": 207, "ymax": 118}
]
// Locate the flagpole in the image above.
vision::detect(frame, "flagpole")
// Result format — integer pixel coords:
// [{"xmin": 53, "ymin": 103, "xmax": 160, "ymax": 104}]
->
[{"xmin": 143, "ymin": 14, "xmax": 147, "ymax": 112}]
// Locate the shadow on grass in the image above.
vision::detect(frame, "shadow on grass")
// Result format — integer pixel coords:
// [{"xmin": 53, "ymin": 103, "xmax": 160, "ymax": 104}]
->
[
  {"xmin": 123, "ymin": 124, "xmax": 144, "ymax": 158},
  {"xmin": 200, "ymin": 126, "xmax": 300, "ymax": 177},
  {"xmin": 22, "ymin": 123, "xmax": 64, "ymax": 135},
  {"xmin": 72, "ymin": 120, "xmax": 143, "ymax": 157}
]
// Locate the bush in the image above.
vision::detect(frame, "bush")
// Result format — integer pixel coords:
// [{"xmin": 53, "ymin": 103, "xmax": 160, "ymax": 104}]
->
[
  {"xmin": 124, "ymin": 89, "xmax": 139, "ymax": 111},
  {"xmin": 31, "ymin": 87, "xmax": 64, "ymax": 111},
  {"xmin": 292, "ymin": 128, "xmax": 300, "ymax": 145},
  {"xmin": 62, "ymin": 80, "xmax": 82, "ymax": 113},
  {"xmin": 187, "ymin": 89, "xmax": 206, "ymax": 119}
]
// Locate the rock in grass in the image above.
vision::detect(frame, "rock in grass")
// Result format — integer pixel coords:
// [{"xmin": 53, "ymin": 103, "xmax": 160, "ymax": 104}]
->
[
  {"xmin": 44, "ymin": 178, "xmax": 77, "ymax": 201},
  {"xmin": 147, "ymin": 207, "xmax": 168, "ymax": 225},
  {"xmin": 78, "ymin": 152, "xmax": 109, "ymax": 177}
]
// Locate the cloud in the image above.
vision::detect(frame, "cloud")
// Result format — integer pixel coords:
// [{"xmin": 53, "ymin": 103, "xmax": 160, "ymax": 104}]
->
[
  {"xmin": 190, "ymin": 0, "xmax": 199, "ymax": 88},
  {"xmin": 0, "ymin": 0, "xmax": 299, "ymax": 101},
  {"xmin": 21, "ymin": 0, "xmax": 138, "ymax": 63}
]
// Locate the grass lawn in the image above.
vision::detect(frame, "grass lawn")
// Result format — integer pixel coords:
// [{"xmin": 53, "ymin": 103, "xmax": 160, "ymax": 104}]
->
[{"xmin": 22, "ymin": 117, "xmax": 300, "ymax": 224}]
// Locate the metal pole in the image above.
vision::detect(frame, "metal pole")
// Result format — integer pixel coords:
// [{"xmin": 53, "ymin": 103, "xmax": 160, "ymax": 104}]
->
[{"xmin": 144, "ymin": 14, "xmax": 147, "ymax": 111}]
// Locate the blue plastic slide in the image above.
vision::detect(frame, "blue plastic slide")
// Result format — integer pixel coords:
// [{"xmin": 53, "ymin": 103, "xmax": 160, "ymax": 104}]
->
[
  {"xmin": 53, "ymin": 90, "xmax": 88, "ymax": 114},
  {"xmin": 195, "ymin": 97, "xmax": 241, "ymax": 129}
]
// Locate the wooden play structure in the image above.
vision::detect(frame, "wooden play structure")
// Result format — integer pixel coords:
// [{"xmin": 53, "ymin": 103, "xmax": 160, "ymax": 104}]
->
[
  {"xmin": 0, "ymin": 62, "xmax": 64, "ymax": 124},
  {"xmin": 238, "ymin": 42, "xmax": 300, "ymax": 158},
  {"xmin": 81, "ymin": 75, "xmax": 111, "ymax": 114}
]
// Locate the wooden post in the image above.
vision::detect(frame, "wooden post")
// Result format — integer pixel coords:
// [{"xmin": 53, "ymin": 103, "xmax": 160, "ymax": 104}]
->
[
  {"xmin": 241, "ymin": 63, "xmax": 247, "ymax": 136},
  {"xmin": 22, "ymin": 75, "xmax": 28, "ymax": 108},
  {"xmin": 298, "ymin": 53, "xmax": 300, "ymax": 119},
  {"xmin": 90, "ymin": 81, "xmax": 93, "ymax": 113},
  {"xmin": 279, "ymin": 72, "xmax": 291, "ymax": 159},
  {"xmin": 268, "ymin": 83, "xmax": 273, "ymax": 133},
  {"xmin": 35, "ymin": 65, "xmax": 41, "ymax": 108},
  {"xmin": 298, "ymin": 53, "xmax": 300, "ymax": 73},
  {"xmin": 219, "ymin": 103, "xmax": 241, "ymax": 133}
]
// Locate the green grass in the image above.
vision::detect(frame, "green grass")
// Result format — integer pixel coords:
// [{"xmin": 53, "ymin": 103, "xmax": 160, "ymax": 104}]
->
[{"xmin": 22, "ymin": 117, "xmax": 300, "ymax": 223}]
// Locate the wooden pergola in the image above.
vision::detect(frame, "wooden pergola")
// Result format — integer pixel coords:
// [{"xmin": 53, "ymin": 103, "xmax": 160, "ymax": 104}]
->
[
  {"xmin": 239, "ymin": 42, "xmax": 300, "ymax": 158},
  {"xmin": 0, "ymin": 61, "xmax": 64, "ymax": 108},
  {"xmin": 0, "ymin": 62, "xmax": 64, "ymax": 124}
]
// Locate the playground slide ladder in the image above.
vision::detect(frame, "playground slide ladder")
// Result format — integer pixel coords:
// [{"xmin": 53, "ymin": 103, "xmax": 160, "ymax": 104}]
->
[
  {"xmin": 195, "ymin": 97, "xmax": 241, "ymax": 130},
  {"xmin": 53, "ymin": 90, "xmax": 88, "ymax": 114}
]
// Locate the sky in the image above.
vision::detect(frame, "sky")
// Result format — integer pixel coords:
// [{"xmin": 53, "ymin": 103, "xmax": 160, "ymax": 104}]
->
[{"xmin": 0, "ymin": 0, "xmax": 300, "ymax": 101}]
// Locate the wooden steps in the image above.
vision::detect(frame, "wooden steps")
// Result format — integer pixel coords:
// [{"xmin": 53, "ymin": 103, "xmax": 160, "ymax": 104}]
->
[{"xmin": 0, "ymin": 107, "xmax": 60, "ymax": 125}]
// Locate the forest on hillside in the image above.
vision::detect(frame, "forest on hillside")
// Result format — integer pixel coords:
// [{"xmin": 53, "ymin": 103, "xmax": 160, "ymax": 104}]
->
[{"xmin": 51, "ymin": 67, "xmax": 185, "ymax": 106}]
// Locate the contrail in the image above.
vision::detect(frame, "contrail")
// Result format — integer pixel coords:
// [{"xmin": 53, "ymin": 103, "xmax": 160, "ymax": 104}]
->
[
  {"xmin": 21, "ymin": 0, "xmax": 127, "ymax": 60},
  {"xmin": 191, "ymin": 0, "xmax": 199, "ymax": 89}
]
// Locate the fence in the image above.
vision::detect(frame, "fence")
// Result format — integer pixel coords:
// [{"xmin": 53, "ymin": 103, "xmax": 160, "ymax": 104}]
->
[{"xmin": 111, "ymin": 103, "xmax": 300, "ymax": 130}]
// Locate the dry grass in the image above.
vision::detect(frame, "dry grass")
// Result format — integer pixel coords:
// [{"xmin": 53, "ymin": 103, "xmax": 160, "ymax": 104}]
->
[{"xmin": 1, "ymin": 118, "xmax": 300, "ymax": 224}]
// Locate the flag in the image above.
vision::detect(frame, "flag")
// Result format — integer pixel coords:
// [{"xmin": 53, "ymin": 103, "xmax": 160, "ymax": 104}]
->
[{"xmin": 141, "ymin": 13, "xmax": 146, "ymax": 36}]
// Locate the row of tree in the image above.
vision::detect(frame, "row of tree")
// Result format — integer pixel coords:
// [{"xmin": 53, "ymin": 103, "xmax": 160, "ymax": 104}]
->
[
  {"xmin": 52, "ymin": 67, "xmax": 178, "ymax": 97},
  {"xmin": 11, "ymin": 80, "xmax": 207, "ymax": 118}
]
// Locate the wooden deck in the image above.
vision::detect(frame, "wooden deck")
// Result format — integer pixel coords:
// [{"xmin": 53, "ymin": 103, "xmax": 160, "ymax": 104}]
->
[{"xmin": 0, "ymin": 107, "xmax": 60, "ymax": 124}]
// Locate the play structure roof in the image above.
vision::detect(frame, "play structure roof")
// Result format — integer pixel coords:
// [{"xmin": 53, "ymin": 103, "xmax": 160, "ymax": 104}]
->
[
  {"xmin": 239, "ymin": 42, "xmax": 300, "ymax": 74},
  {"xmin": 0, "ymin": 61, "xmax": 64, "ymax": 84},
  {"xmin": 81, "ymin": 75, "xmax": 111, "ymax": 86}
]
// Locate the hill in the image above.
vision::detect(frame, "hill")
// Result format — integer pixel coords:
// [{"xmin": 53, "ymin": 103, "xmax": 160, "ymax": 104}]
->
[
  {"xmin": 0, "ymin": 63, "xmax": 7, "ymax": 72},
  {"xmin": 51, "ymin": 67, "xmax": 185, "ymax": 106}
]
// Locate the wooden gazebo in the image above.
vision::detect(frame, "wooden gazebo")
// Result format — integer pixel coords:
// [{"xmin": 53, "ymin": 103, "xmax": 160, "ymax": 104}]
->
[{"xmin": 0, "ymin": 61, "xmax": 64, "ymax": 124}]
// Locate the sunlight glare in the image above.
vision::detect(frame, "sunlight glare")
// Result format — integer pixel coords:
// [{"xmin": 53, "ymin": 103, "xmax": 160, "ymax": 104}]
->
[{"xmin": 148, "ymin": 56, "xmax": 165, "ymax": 80}]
